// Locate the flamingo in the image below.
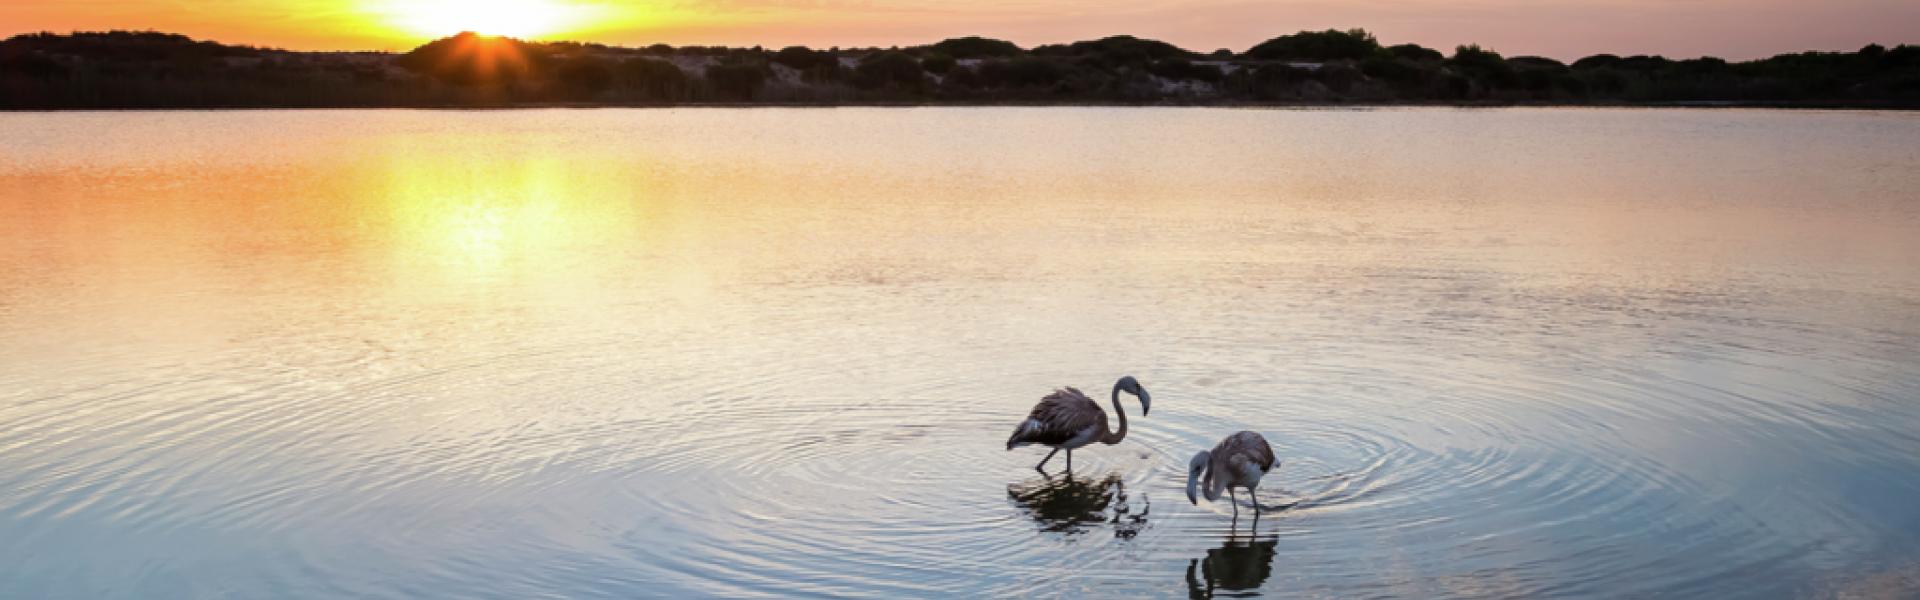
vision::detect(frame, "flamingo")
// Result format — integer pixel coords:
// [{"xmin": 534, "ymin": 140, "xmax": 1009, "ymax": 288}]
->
[
  {"xmin": 1005, "ymin": 376, "xmax": 1150, "ymax": 472},
  {"xmin": 1186, "ymin": 431, "xmax": 1278, "ymax": 517}
]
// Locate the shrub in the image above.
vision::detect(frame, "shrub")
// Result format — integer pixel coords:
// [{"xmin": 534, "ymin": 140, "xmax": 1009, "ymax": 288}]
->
[
  {"xmin": 941, "ymin": 64, "xmax": 982, "ymax": 90},
  {"xmin": 1387, "ymin": 44, "xmax": 1444, "ymax": 62},
  {"xmin": 1321, "ymin": 63, "xmax": 1363, "ymax": 93},
  {"xmin": 1617, "ymin": 55, "xmax": 1672, "ymax": 71},
  {"xmin": 1248, "ymin": 64, "xmax": 1310, "ymax": 99},
  {"xmin": 617, "ymin": 57, "xmax": 687, "ymax": 99},
  {"xmin": 396, "ymin": 32, "xmax": 541, "ymax": 86},
  {"xmin": 921, "ymin": 53, "xmax": 956, "ymax": 74},
  {"xmin": 705, "ymin": 62, "xmax": 766, "ymax": 99},
  {"xmin": 1572, "ymin": 54, "xmax": 1623, "ymax": 70},
  {"xmin": 1361, "ymin": 56, "xmax": 1423, "ymax": 83},
  {"xmin": 1449, "ymin": 44, "xmax": 1515, "ymax": 88},
  {"xmin": 773, "ymin": 46, "xmax": 827, "ymax": 69},
  {"xmin": 977, "ymin": 57, "xmax": 1067, "ymax": 88},
  {"xmin": 553, "ymin": 55, "xmax": 613, "ymax": 99},
  {"xmin": 1149, "ymin": 58, "xmax": 1221, "ymax": 82},
  {"xmin": 1508, "ymin": 56, "xmax": 1566, "ymax": 70},
  {"xmin": 1245, "ymin": 29, "xmax": 1381, "ymax": 61},
  {"xmin": 1053, "ymin": 36, "xmax": 1194, "ymax": 63},
  {"xmin": 1578, "ymin": 68, "xmax": 1630, "ymax": 96},
  {"xmin": 853, "ymin": 51, "xmax": 923, "ymax": 89},
  {"xmin": 928, "ymin": 36, "xmax": 1021, "ymax": 59},
  {"xmin": 0, "ymin": 52, "xmax": 68, "ymax": 80}
]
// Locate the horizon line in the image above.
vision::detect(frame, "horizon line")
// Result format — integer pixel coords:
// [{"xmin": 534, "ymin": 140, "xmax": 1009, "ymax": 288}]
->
[{"xmin": 5, "ymin": 27, "xmax": 1912, "ymax": 64}]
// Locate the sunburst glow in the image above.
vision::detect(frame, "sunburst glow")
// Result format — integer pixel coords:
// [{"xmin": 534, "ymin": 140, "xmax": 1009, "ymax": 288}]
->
[{"xmin": 380, "ymin": 0, "xmax": 603, "ymax": 39}]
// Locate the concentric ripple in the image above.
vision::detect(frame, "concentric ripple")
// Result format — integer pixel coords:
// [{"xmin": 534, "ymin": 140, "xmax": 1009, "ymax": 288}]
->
[{"xmin": 3, "ymin": 108, "xmax": 1920, "ymax": 598}]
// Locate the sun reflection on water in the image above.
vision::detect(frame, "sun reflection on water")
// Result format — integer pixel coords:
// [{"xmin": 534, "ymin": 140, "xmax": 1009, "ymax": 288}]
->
[{"xmin": 369, "ymin": 153, "xmax": 640, "ymax": 278}]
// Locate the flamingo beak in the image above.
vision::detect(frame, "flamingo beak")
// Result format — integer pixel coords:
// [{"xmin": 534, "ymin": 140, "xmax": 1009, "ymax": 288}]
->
[{"xmin": 1186, "ymin": 451, "xmax": 1208, "ymax": 505}]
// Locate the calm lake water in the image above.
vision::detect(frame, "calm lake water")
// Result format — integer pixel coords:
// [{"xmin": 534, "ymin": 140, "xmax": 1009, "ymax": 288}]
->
[{"xmin": 2, "ymin": 108, "xmax": 1919, "ymax": 598}]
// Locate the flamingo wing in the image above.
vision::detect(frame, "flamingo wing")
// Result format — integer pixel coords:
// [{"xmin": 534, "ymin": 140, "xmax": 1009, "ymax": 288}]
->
[
  {"xmin": 1215, "ymin": 431, "xmax": 1277, "ymax": 474},
  {"xmin": 1006, "ymin": 387, "xmax": 1104, "ymax": 449}
]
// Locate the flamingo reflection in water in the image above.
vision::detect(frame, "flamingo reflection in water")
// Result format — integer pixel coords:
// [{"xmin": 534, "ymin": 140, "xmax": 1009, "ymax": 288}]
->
[
  {"xmin": 1006, "ymin": 472, "xmax": 1149, "ymax": 538},
  {"xmin": 1185, "ymin": 521, "xmax": 1280, "ymax": 599}
]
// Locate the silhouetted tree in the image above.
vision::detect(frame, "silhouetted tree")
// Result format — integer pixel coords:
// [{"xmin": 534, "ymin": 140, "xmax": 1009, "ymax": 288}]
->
[
  {"xmin": 1150, "ymin": 57, "xmax": 1221, "ymax": 82},
  {"xmin": 1572, "ymin": 54, "xmax": 1622, "ymax": 70},
  {"xmin": 1245, "ymin": 29, "xmax": 1381, "ymax": 61},
  {"xmin": 554, "ymin": 55, "xmax": 612, "ymax": 99},
  {"xmin": 1248, "ymin": 64, "xmax": 1310, "ymax": 99},
  {"xmin": 854, "ymin": 51, "xmax": 923, "ymax": 89},
  {"xmin": 772, "ymin": 46, "xmax": 828, "ymax": 69},
  {"xmin": 1387, "ymin": 43, "xmax": 1444, "ymax": 62},
  {"xmin": 1509, "ymin": 56, "xmax": 1566, "ymax": 69},
  {"xmin": 977, "ymin": 57, "xmax": 1067, "ymax": 89},
  {"xmin": 1508, "ymin": 56, "xmax": 1568, "ymax": 96},
  {"xmin": 397, "ymin": 32, "xmax": 540, "ymax": 86},
  {"xmin": 1040, "ymin": 35, "xmax": 1193, "ymax": 66},
  {"xmin": 928, "ymin": 36, "xmax": 1021, "ymax": 59},
  {"xmin": 1618, "ymin": 55, "xmax": 1673, "ymax": 71},
  {"xmin": 921, "ymin": 53, "xmax": 956, "ymax": 74},
  {"xmin": 705, "ymin": 61, "xmax": 766, "ymax": 99},
  {"xmin": 616, "ymin": 57, "xmax": 686, "ymax": 100},
  {"xmin": 1449, "ymin": 44, "xmax": 1515, "ymax": 90},
  {"xmin": 0, "ymin": 51, "xmax": 67, "ymax": 80},
  {"xmin": 1361, "ymin": 56, "xmax": 1425, "ymax": 85},
  {"xmin": 4, "ymin": 30, "xmax": 258, "ymax": 62},
  {"xmin": 941, "ymin": 63, "xmax": 983, "ymax": 92}
]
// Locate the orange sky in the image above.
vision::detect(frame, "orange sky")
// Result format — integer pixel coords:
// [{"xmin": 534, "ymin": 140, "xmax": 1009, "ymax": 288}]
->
[{"xmin": 3, "ymin": 0, "xmax": 1915, "ymax": 60}]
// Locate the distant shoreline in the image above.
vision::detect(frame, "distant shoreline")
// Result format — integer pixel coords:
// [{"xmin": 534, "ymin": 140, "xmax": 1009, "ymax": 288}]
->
[{"xmin": 6, "ymin": 30, "xmax": 1916, "ymax": 111}]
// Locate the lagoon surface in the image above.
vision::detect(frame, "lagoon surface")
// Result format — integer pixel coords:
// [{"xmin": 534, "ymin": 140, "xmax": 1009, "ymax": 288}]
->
[{"xmin": 3, "ymin": 108, "xmax": 1919, "ymax": 598}]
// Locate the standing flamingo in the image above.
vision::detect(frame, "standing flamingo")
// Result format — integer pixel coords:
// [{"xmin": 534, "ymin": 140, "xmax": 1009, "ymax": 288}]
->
[
  {"xmin": 1005, "ymin": 376, "xmax": 1150, "ymax": 472},
  {"xmin": 1186, "ymin": 431, "xmax": 1278, "ymax": 517}
]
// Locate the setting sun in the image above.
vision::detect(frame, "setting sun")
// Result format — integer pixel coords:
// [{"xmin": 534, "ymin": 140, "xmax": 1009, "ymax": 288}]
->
[{"xmin": 379, "ymin": 0, "xmax": 601, "ymax": 39}]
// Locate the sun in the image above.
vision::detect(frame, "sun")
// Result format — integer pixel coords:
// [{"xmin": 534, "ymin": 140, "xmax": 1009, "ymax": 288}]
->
[{"xmin": 381, "ymin": 0, "xmax": 600, "ymax": 39}]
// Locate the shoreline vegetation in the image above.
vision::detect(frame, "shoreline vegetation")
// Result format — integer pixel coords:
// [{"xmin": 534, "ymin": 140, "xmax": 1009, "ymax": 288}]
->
[{"xmin": 3, "ymin": 29, "xmax": 1916, "ymax": 110}]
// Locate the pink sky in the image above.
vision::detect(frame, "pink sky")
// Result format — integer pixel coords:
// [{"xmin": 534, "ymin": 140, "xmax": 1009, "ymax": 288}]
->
[{"xmin": 2, "ymin": 0, "xmax": 1915, "ymax": 60}]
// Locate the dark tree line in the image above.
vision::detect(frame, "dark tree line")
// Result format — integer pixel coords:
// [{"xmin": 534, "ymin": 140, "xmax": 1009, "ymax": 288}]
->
[{"xmin": 5, "ymin": 29, "xmax": 1917, "ymax": 108}]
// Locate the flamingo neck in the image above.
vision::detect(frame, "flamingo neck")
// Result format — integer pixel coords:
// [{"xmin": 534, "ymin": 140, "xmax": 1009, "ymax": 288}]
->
[{"xmin": 1102, "ymin": 384, "xmax": 1128, "ymax": 444}]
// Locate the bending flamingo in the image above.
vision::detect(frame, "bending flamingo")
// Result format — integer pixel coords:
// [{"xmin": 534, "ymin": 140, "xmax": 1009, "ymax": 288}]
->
[{"xmin": 1186, "ymin": 431, "xmax": 1278, "ymax": 516}]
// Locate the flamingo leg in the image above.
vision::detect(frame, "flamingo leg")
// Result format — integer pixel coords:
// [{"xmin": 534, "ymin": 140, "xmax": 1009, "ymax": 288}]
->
[
  {"xmin": 1036, "ymin": 447, "xmax": 1060, "ymax": 471},
  {"xmin": 1251, "ymin": 488, "xmax": 1261, "ymax": 513},
  {"xmin": 1065, "ymin": 449, "xmax": 1073, "ymax": 472},
  {"xmin": 1230, "ymin": 489, "xmax": 1239, "ymax": 517}
]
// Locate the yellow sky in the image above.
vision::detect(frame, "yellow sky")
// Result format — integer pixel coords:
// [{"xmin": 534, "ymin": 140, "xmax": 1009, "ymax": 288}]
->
[{"xmin": 2, "ymin": 0, "xmax": 1915, "ymax": 60}]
